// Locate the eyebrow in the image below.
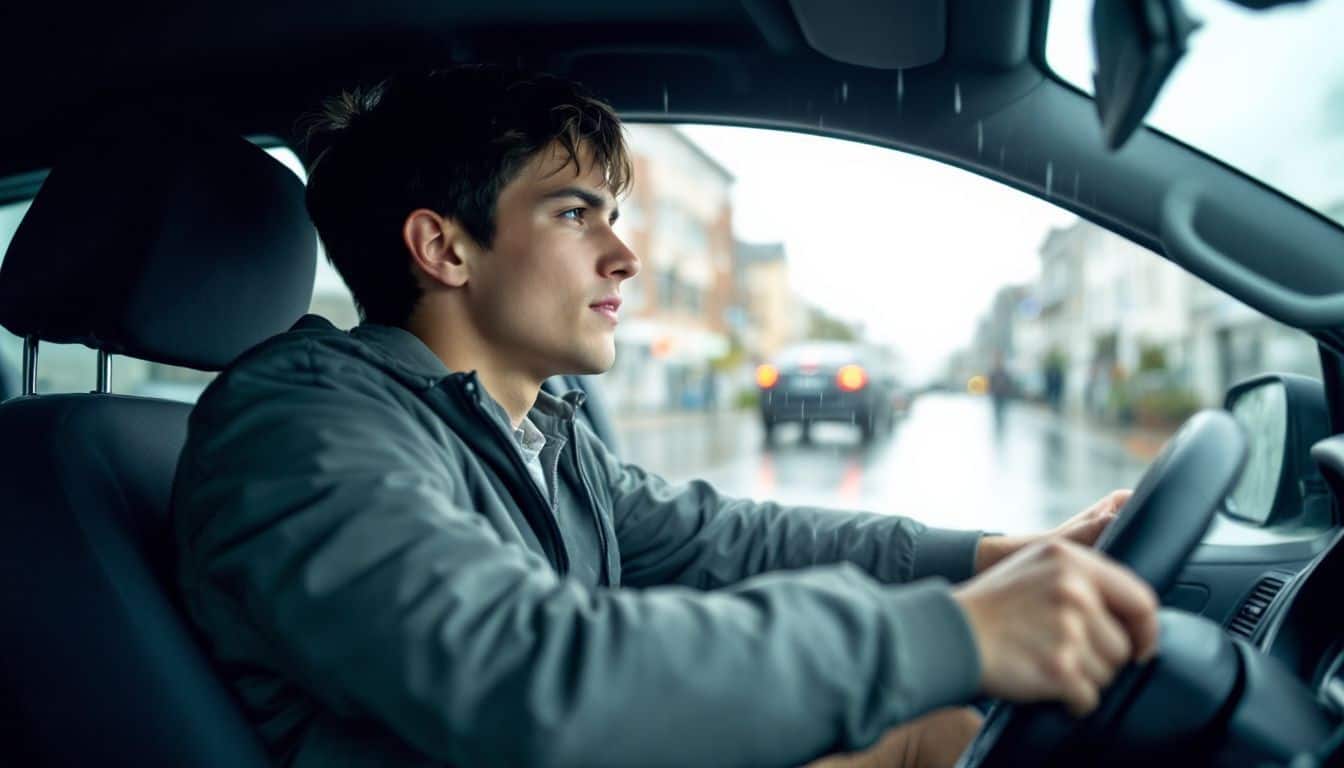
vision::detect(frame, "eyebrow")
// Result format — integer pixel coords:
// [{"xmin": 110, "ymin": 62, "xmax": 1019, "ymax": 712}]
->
[{"xmin": 542, "ymin": 186, "xmax": 620, "ymax": 222}]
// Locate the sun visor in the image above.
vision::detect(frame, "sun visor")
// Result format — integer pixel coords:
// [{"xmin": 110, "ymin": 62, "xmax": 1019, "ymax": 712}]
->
[{"xmin": 789, "ymin": 0, "xmax": 946, "ymax": 69}]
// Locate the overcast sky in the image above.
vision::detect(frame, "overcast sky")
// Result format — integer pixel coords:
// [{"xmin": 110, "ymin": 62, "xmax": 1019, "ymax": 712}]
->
[{"xmin": 680, "ymin": 0, "xmax": 1344, "ymax": 383}]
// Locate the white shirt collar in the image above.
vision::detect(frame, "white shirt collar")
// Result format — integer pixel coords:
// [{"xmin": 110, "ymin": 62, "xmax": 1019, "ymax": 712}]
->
[{"xmin": 513, "ymin": 415, "xmax": 547, "ymax": 456}]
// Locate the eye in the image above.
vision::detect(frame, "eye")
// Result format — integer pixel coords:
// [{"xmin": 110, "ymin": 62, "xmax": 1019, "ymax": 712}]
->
[{"xmin": 560, "ymin": 207, "xmax": 586, "ymax": 223}]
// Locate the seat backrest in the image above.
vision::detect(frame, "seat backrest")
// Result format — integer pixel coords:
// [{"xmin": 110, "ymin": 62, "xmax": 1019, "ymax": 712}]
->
[{"xmin": 0, "ymin": 115, "xmax": 316, "ymax": 766}]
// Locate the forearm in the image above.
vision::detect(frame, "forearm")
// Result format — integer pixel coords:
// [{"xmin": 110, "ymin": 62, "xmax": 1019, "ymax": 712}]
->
[
  {"xmin": 613, "ymin": 469, "xmax": 983, "ymax": 588},
  {"xmin": 494, "ymin": 570, "xmax": 984, "ymax": 768},
  {"xmin": 201, "ymin": 515, "xmax": 981, "ymax": 768},
  {"xmin": 184, "ymin": 459, "xmax": 982, "ymax": 767},
  {"xmin": 968, "ymin": 489, "xmax": 1133, "ymax": 575},
  {"xmin": 973, "ymin": 533, "xmax": 1031, "ymax": 575}
]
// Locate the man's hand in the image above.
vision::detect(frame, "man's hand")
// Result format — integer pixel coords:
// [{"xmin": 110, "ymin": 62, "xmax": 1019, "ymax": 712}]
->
[
  {"xmin": 806, "ymin": 707, "xmax": 983, "ymax": 768},
  {"xmin": 1053, "ymin": 489, "xmax": 1132, "ymax": 547},
  {"xmin": 953, "ymin": 538, "xmax": 1159, "ymax": 717},
  {"xmin": 974, "ymin": 489, "xmax": 1132, "ymax": 574}
]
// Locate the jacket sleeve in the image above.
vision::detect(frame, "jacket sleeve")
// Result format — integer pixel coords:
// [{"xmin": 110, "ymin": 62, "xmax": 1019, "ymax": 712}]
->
[
  {"xmin": 593, "ymin": 430, "xmax": 985, "ymax": 591},
  {"xmin": 173, "ymin": 353, "xmax": 982, "ymax": 768}
]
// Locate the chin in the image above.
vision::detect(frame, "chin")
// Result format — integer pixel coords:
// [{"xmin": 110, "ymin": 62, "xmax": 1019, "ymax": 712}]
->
[
  {"xmin": 574, "ymin": 355, "xmax": 615, "ymax": 375},
  {"xmin": 567, "ymin": 344, "xmax": 616, "ymax": 375}
]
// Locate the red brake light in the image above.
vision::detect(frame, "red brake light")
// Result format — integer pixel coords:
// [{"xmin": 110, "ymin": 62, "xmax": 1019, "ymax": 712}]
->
[
  {"xmin": 837, "ymin": 365, "xmax": 867, "ymax": 392},
  {"xmin": 756, "ymin": 364, "xmax": 780, "ymax": 389}
]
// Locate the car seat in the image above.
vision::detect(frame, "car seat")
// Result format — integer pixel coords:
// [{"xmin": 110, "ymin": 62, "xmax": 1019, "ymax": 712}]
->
[{"xmin": 0, "ymin": 115, "xmax": 316, "ymax": 766}]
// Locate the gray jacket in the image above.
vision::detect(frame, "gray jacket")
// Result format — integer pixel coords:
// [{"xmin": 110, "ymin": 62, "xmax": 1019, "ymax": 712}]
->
[{"xmin": 171, "ymin": 316, "xmax": 985, "ymax": 768}]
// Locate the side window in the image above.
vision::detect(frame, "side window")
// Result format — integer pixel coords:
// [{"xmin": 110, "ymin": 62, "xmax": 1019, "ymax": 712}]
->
[
  {"xmin": 0, "ymin": 199, "xmax": 32, "ymax": 399},
  {"xmin": 603, "ymin": 124, "xmax": 1320, "ymax": 529},
  {"xmin": 0, "ymin": 144, "xmax": 358, "ymax": 402},
  {"xmin": 266, "ymin": 146, "xmax": 360, "ymax": 331}
]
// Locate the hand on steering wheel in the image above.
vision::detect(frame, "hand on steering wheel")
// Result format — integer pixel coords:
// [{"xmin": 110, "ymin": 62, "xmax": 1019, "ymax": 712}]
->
[
  {"xmin": 955, "ymin": 538, "xmax": 1159, "ymax": 717},
  {"xmin": 953, "ymin": 410, "xmax": 1247, "ymax": 767}
]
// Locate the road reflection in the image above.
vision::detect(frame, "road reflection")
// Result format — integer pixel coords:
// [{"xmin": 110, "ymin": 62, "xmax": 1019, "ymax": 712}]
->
[{"xmin": 614, "ymin": 393, "xmax": 1151, "ymax": 534}]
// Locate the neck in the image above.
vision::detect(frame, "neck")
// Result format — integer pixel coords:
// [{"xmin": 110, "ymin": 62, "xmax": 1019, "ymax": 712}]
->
[{"xmin": 406, "ymin": 305, "xmax": 541, "ymax": 429}]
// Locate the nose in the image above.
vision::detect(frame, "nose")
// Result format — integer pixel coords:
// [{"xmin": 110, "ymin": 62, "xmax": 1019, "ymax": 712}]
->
[{"xmin": 599, "ymin": 229, "xmax": 640, "ymax": 282}]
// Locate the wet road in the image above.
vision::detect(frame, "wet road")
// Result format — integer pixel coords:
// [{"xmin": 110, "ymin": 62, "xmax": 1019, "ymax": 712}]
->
[{"xmin": 613, "ymin": 393, "xmax": 1152, "ymax": 534}]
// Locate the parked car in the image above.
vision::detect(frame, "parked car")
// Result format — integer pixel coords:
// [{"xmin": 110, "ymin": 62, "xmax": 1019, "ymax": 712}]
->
[{"xmin": 756, "ymin": 341, "xmax": 902, "ymax": 443}]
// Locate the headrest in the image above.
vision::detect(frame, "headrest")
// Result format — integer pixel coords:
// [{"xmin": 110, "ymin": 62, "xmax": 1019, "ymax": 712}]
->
[{"xmin": 0, "ymin": 114, "xmax": 316, "ymax": 371}]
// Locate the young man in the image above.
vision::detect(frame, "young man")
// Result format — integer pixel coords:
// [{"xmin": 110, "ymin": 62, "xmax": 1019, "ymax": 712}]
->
[{"xmin": 171, "ymin": 67, "xmax": 1159, "ymax": 768}]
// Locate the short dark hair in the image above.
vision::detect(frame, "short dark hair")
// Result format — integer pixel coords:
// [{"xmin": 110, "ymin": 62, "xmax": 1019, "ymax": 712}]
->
[{"xmin": 303, "ymin": 66, "xmax": 632, "ymax": 326}]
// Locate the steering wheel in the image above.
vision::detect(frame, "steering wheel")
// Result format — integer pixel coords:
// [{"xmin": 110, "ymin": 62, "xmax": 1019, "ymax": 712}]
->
[{"xmin": 955, "ymin": 409, "xmax": 1247, "ymax": 768}]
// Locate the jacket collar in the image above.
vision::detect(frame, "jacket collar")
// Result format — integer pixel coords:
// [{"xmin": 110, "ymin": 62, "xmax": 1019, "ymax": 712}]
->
[
  {"xmin": 349, "ymin": 322, "xmax": 451, "ymax": 385},
  {"xmin": 347, "ymin": 320, "xmax": 585, "ymax": 427}
]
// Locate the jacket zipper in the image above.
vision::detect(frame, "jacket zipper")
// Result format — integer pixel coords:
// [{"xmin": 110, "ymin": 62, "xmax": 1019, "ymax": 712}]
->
[
  {"xmin": 569, "ymin": 420, "xmax": 610, "ymax": 586},
  {"xmin": 454, "ymin": 379, "xmax": 570, "ymax": 575}
]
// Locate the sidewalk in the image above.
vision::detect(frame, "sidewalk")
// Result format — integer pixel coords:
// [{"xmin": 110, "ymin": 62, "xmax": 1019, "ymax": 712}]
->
[{"xmin": 1019, "ymin": 401, "xmax": 1174, "ymax": 463}]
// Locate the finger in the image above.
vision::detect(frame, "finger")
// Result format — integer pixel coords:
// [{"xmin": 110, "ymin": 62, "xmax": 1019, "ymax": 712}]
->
[
  {"xmin": 1073, "ymin": 637, "xmax": 1113, "ymax": 689},
  {"xmin": 1040, "ymin": 641, "xmax": 1100, "ymax": 717},
  {"xmin": 1084, "ymin": 511, "xmax": 1116, "ymax": 539},
  {"xmin": 1081, "ymin": 490, "xmax": 1126, "ymax": 519},
  {"xmin": 1107, "ymin": 489, "xmax": 1133, "ymax": 511},
  {"xmin": 1055, "ymin": 593, "xmax": 1121, "ymax": 688},
  {"xmin": 1082, "ymin": 595, "xmax": 1133, "ymax": 668},
  {"xmin": 1059, "ymin": 668, "xmax": 1100, "ymax": 718},
  {"xmin": 1059, "ymin": 567, "xmax": 1134, "ymax": 669},
  {"xmin": 1061, "ymin": 511, "xmax": 1116, "ymax": 548},
  {"xmin": 1072, "ymin": 550, "xmax": 1161, "ymax": 662}
]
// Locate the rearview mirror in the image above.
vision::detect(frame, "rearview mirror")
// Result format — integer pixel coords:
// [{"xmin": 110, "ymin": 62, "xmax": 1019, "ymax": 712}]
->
[
  {"xmin": 1090, "ymin": 0, "xmax": 1199, "ymax": 150},
  {"xmin": 1223, "ymin": 374, "xmax": 1330, "ymax": 527}
]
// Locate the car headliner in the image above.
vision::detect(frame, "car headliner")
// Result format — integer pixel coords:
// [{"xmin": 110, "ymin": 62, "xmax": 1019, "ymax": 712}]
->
[{"xmin": 5, "ymin": 0, "xmax": 1344, "ymax": 352}]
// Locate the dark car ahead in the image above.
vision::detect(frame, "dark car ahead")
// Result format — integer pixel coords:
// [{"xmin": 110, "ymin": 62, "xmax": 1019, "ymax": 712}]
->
[{"xmin": 756, "ymin": 342, "xmax": 906, "ymax": 444}]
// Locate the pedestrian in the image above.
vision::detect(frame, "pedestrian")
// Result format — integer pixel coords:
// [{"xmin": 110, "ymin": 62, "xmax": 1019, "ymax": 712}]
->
[
  {"xmin": 988, "ymin": 355, "xmax": 1013, "ymax": 429},
  {"xmin": 1045, "ymin": 351, "xmax": 1065, "ymax": 413}
]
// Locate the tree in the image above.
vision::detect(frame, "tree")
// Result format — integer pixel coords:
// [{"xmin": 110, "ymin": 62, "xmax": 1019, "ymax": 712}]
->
[
  {"xmin": 805, "ymin": 306, "xmax": 861, "ymax": 341},
  {"xmin": 1138, "ymin": 344, "xmax": 1167, "ymax": 373}
]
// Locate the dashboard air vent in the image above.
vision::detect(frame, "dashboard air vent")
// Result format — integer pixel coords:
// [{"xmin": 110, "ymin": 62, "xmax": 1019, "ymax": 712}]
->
[{"xmin": 1227, "ymin": 573, "xmax": 1289, "ymax": 640}]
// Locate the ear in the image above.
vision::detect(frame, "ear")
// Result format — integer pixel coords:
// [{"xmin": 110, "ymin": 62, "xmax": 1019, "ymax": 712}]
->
[{"xmin": 402, "ymin": 208, "xmax": 476, "ymax": 289}]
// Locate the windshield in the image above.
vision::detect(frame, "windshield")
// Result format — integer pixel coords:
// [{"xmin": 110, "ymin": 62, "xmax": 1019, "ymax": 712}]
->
[{"xmin": 1046, "ymin": 0, "xmax": 1344, "ymax": 225}]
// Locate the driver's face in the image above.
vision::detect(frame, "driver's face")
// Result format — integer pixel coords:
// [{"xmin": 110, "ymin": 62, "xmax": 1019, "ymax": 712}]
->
[{"xmin": 465, "ymin": 142, "xmax": 640, "ymax": 380}]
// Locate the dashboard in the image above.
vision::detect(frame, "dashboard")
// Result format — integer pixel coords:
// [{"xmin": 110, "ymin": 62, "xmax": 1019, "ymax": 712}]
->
[{"xmin": 1173, "ymin": 427, "xmax": 1344, "ymax": 721}]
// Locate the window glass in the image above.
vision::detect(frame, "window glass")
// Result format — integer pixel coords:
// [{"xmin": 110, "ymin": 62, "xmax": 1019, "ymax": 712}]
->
[
  {"xmin": 0, "ymin": 127, "xmax": 1321, "ymax": 533},
  {"xmin": 0, "ymin": 145, "xmax": 359, "ymax": 403},
  {"xmin": 0, "ymin": 199, "xmax": 33, "ymax": 400},
  {"xmin": 1046, "ymin": 0, "xmax": 1344, "ymax": 226},
  {"xmin": 602, "ymin": 124, "xmax": 1319, "ymax": 532}
]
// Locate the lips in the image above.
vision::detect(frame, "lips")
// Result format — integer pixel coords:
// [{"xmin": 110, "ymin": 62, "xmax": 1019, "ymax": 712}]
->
[{"xmin": 589, "ymin": 296, "xmax": 621, "ymax": 323}]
